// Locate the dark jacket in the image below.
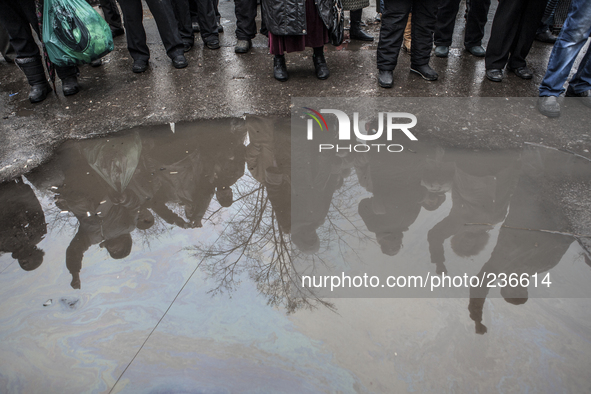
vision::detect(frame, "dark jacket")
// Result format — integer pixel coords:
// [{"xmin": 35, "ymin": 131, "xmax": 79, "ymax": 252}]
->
[{"xmin": 262, "ymin": 0, "xmax": 334, "ymax": 36}]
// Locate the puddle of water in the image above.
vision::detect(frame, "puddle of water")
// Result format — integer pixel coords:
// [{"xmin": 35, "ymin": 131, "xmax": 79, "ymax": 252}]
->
[
  {"xmin": 0, "ymin": 116, "xmax": 591, "ymax": 393},
  {"xmin": 15, "ymin": 109, "xmax": 35, "ymax": 117}
]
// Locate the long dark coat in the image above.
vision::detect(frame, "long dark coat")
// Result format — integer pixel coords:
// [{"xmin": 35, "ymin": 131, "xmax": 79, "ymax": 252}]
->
[{"xmin": 262, "ymin": 0, "xmax": 335, "ymax": 36}]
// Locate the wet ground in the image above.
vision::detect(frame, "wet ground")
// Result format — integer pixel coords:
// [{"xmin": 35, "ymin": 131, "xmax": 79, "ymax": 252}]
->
[
  {"xmin": 1, "ymin": 108, "xmax": 591, "ymax": 392},
  {"xmin": 1, "ymin": 0, "xmax": 584, "ymax": 182},
  {"xmin": 2, "ymin": 1, "xmax": 591, "ymax": 393}
]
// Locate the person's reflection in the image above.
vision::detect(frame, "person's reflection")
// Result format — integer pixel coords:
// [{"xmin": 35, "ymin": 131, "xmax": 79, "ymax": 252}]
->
[
  {"xmin": 427, "ymin": 151, "xmax": 520, "ymax": 274},
  {"xmin": 245, "ymin": 115, "xmax": 291, "ymax": 233},
  {"xmin": 57, "ymin": 135, "xmax": 145, "ymax": 289},
  {"xmin": 198, "ymin": 120, "xmax": 247, "ymax": 211},
  {"xmin": 290, "ymin": 121, "xmax": 352, "ymax": 255},
  {"xmin": 0, "ymin": 177, "xmax": 47, "ymax": 271},
  {"xmin": 357, "ymin": 144, "xmax": 445, "ymax": 256},
  {"xmin": 142, "ymin": 122, "xmax": 246, "ymax": 229},
  {"xmin": 468, "ymin": 148, "xmax": 582, "ymax": 334}
]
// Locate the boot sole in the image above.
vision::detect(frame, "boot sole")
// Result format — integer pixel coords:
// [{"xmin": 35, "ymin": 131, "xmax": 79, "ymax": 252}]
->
[
  {"xmin": 350, "ymin": 35, "xmax": 374, "ymax": 41},
  {"xmin": 410, "ymin": 68, "xmax": 438, "ymax": 81}
]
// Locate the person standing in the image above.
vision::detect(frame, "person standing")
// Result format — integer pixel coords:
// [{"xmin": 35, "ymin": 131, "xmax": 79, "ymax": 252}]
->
[
  {"xmin": 537, "ymin": 0, "xmax": 591, "ymax": 117},
  {"xmin": 188, "ymin": 0, "xmax": 221, "ymax": 48},
  {"xmin": 0, "ymin": 0, "xmax": 80, "ymax": 102},
  {"xmin": 377, "ymin": 0, "xmax": 439, "ymax": 88},
  {"xmin": 433, "ymin": 0, "xmax": 491, "ymax": 58},
  {"xmin": 171, "ymin": 0, "xmax": 196, "ymax": 52},
  {"xmin": 484, "ymin": 0, "xmax": 546, "ymax": 82},
  {"xmin": 262, "ymin": 0, "xmax": 334, "ymax": 81},
  {"xmin": 117, "ymin": 0, "xmax": 188, "ymax": 72},
  {"xmin": 234, "ymin": 0, "xmax": 259, "ymax": 53}
]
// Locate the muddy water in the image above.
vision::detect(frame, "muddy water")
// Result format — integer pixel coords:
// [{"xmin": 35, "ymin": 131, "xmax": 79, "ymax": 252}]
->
[{"xmin": 0, "ymin": 117, "xmax": 590, "ymax": 393}]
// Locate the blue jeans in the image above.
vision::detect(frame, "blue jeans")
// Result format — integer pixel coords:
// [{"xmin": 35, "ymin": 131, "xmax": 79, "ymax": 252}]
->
[{"xmin": 539, "ymin": 0, "xmax": 591, "ymax": 97}]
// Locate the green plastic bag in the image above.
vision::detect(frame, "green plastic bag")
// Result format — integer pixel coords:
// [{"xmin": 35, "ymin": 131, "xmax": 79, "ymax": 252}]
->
[{"xmin": 43, "ymin": 0, "xmax": 114, "ymax": 67}]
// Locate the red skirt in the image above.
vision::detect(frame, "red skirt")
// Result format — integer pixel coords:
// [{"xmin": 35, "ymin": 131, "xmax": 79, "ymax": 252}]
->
[{"xmin": 268, "ymin": 0, "xmax": 330, "ymax": 55}]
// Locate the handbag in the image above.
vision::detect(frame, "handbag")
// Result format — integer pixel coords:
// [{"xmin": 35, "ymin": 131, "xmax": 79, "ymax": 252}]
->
[{"xmin": 329, "ymin": 0, "xmax": 344, "ymax": 46}]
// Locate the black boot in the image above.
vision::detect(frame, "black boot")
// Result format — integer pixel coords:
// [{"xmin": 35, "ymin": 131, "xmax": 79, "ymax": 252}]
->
[
  {"xmin": 312, "ymin": 49, "xmax": 330, "ymax": 80},
  {"xmin": 56, "ymin": 65, "xmax": 81, "ymax": 96},
  {"xmin": 61, "ymin": 75, "xmax": 80, "ymax": 96},
  {"xmin": 15, "ymin": 57, "xmax": 52, "ymax": 103},
  {"xmin": 350, "ymin": 9, "xmax": 374, "ymax": 41},
  {"xmin": 273, "ymin": 55, "xmax": 288, "ymax": 82}
]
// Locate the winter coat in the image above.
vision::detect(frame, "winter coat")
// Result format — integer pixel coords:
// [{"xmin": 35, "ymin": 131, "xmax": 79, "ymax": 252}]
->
[{"xmin": 262, "ymin": 0, "xmax": 335, "ymax": 36}]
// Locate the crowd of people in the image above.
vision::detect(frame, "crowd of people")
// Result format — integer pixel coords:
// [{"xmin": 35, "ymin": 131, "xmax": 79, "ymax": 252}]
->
[{"xmin": 0, "ymin": 0, "xmax": 590, "ymax": 117}]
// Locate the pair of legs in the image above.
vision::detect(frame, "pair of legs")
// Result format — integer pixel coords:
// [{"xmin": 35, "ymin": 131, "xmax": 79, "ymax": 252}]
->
[
  {"xmin": 117, "ymin": 0, "xmax": 187, "ymax": 71},
  {"xmin": 0, "ymin": 0, "xmax": 79, "ymax": 102},
  {"xmin": 171, "ymin": 0, "xmax": 195, "ymax": 51},
  {"xmin": 538, "ymin": 0, "xmax": 591, "ymax": 117},
  {"xmin": 434, "ymin": 0, "xmax": 490, "ymax": 57},
  {"xmin": 99, "ymin": 0, "xmax": 125, "ymax": 35},
  {"xmin": 484, "ymin": 0, "xmax": 546, "ymax": 81},
  {"xmin": 377, "ymin": 0, "xmax": 439, "ymax": 86},
  {"xmin": 234, "ymin": 0, "xmax": 258, "ymax": 52},
  {"xmin": 188, "ymin": 0, "xmax": 221, "ymax": 48},
  {"xmin": 268, "ymin": 0, "xmax": 329, "ymax": 81}
]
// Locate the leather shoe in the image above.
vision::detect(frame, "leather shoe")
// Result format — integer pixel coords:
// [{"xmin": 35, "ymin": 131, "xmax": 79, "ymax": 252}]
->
[
  {"xmin": 535, "ymin": 30, "xmax": 557, "ymax": 44},
  {"xmin": 205, "ymin": 38, "xmax": 220, "ymax": 50},
  {"xmin": 410, "ymin": 64, "xmax": 438, "ymax": 81},
  {"xmin": 90, "ymin": 58, "xmax": 102, "ymax": 67},
  {"xmin": 466, "ymin": 45, "xmax": 485, "ymax": 57},
  {"xmin": 235, "ymin": 39, "xmax": 252, "ymax": 53},
  {"xmin": 172, "ymin": 55, "xmax": 188, "ymax": 69},
  {"xmin": 313, "ymin": 53, "xmax": 330, "ymax": 80},
  {"xmin": 273, "ymin": 56, "xmax": 288, "ymax": 82},
  {"xmin": 350, "ymin": 24, "xmax": 374, "ymax": 41},
  {"xmin": 434, "ymin": 46, "xmax": 449, "ymax": 58},
  {"xmin": 508, "ymin": 65, "xmax": 533, "ymax": 79},
  {"xmin": 132, "ymin": 59, "xmax": 148, "ymax": 73},
  {"xmin": 485, "ymin": 69, "xmax": 503, "ymax": 82},
  {"xmin": 537, "ymin": 96, "xmax": 560, "ymax": 118},
  {"xmin": 378, "ymin": 69, "xmax": 393, "ymax": 88},
  {"xmin": 61, "ymin": 76, "xmax": 80, "ymax": 96},
  {"xmin": 566, "ymin": 85, "xmax": 591, "ymax": 108}
]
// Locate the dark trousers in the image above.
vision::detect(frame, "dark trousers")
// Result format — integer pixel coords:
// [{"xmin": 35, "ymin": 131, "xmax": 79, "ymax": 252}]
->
[
  {"xmin": 117, "ymin": 0, "xmax": 184, "ymax": 61},
  {"xmin": 0, "ymin": 0, "xmax": 77, "ymax": 78},
  {"xmin": 188, "ymin": 0, "xmax": 219, "ymax": 40},
  {"xmin": 99, "ymin": 0, "xmax": 123, "ymax": 30},
  {"xmin": 0, "ymin": 22, "xmax": 15, "ymax": 62},
  {"xmin": 235, "ymin": 0, "xmax": 258, "ymax": 40},
  {"xmin": 434, "ymin": 0, "xmax": 491, "ymax": 48},
  {"xmin": 377, "ymin": 0, "xmax": 438, "ymax": 70},
  {"xmin": 172, "ymin": 0, "xmax": 195, "ymax": 44},
  {"xmin": 485, "ymin": 0, "xmax": 547, "ymax": 70}
]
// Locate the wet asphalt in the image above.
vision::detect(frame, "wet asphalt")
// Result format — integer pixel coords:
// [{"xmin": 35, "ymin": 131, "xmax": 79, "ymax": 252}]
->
[{"xmin": 0, "ymin": 1, "xmax": 589, "ymax": 249}]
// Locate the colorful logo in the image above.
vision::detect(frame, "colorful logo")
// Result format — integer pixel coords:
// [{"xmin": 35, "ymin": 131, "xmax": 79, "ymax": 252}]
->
[{"xmin": 303, "ymin": 107, "xmax": 328, "ymax": 132}]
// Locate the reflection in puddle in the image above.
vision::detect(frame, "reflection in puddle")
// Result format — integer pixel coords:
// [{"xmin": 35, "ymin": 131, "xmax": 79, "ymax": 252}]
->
[{"xmin": 1, "ymin": 116, "xmax": 590, "ymax": 393}]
